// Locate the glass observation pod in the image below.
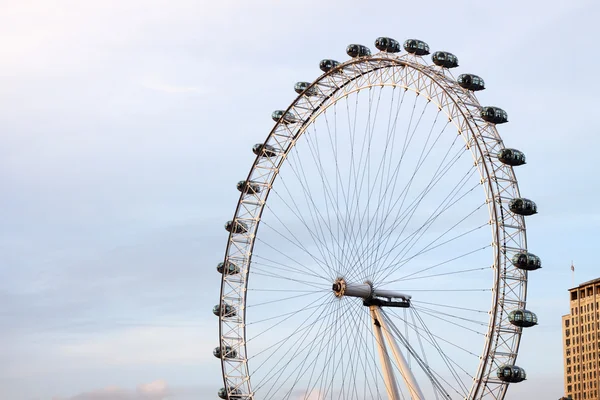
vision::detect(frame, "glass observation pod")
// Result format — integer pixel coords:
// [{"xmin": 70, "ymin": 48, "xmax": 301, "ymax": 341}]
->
[
  {"xmin": 236, "ymin": 180, "xmax": 261, "ymax": 195},
  {"xmin": 213, "ymin": 302, "xmax": 237, "ymax": 317},
  {"xmin": 457, "ymin": 73, "xmax": 485, "ymax": 91},
  {"xmin": 432, "ymin": 51, "xmax": 459, "ymax": 68},
  {"xmin": 346, "ymin": 44, "xmax": 371, "ymax": 58},
  {"xmin": 375, "ymin": 37, "xmax": 401, "ymax": 53},
  {"xmin": 498, "ymin": 148, "xmax": 526, "ymax": 166},
  {"xmin": 403, "ymin": 39, "xmax": 430, "ymax": 55},
  {"xmin": 218, "ymin": 388, "xmax": 243, "ymax": 399},
  {"xmin": 509, "ymin": 197, "xmax": 538, "ymax": 216},
  {"xmin": 213, "ymin": 345, "xmax": 237, "ymax": 359},
  {"xmin": 224, "ymin": 220, "xmax": 248, "ymax": 234},
  {"xmin": 252, "ymin": 143, "xmax": 279, "ymax": 157},
  {"xmin": 511, "ymin": 252, "xmax": 542, "ymax": 271},
  {"xmin": 481, "ymin": 106, "xmax": 508, "ymax": 124},
  {"xmin": 319, "ymin": 59, "xmax": 340, "ymax": 72},
  {"xmin": 271, "ymin": 110, "xmax": 298, "ymax": 124},
  {"xmin": 294, "ymin": 81, "xmax": 318, "ymax": 96},
  {"xmin": 496, "ymin": 365, "xmax": 527, "ymax": 383},
  {"xmin": 217, "ymin": 261, "xmax": 240, "ymax": 275},
  {"xmin": 508, "ymin": 309, "xmax": 538, "ymax": 328}
]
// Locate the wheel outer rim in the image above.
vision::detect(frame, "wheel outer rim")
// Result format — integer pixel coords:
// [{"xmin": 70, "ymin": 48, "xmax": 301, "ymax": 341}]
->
[{"xmin": 218, "ymin": 53, "xmax": 528, "ymax": 400}]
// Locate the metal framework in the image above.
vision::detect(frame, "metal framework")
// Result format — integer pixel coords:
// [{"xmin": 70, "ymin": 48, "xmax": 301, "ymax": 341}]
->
[{"xmin": 217, "ymin": 50, "xmax": 529, "ymax": 399}]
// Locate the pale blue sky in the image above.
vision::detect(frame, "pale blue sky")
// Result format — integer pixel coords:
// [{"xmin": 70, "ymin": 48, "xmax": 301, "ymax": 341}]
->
[{"xmin": 1, "ymin": 0, "xmax": 599, "ymax": 398}]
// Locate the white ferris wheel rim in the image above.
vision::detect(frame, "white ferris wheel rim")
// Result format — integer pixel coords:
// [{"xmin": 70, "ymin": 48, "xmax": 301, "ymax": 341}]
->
[{"xmin": 217, "ymin": 46, "xmax": 531, "ymax": 400}]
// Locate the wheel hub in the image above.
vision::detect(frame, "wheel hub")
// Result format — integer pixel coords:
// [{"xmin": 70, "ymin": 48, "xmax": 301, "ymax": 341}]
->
[{"xmin": 332, "ymin": 278, "xmax": 411, "ymax": 307}]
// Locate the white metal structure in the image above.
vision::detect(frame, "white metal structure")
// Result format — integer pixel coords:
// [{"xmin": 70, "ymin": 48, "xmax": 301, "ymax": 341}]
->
[{"xmin": 216, "ymin": 37, "xmax": 538, "ymax": 400}]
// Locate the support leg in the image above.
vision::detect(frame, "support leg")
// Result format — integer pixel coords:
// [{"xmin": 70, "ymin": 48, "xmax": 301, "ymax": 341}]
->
[
  {"xmin": 370, "ymin": 306, "xmax": 401, "ymax": 400},
  {"xmin": 373, "ymin": 306, "xmax": 425, "ymax": 400}
]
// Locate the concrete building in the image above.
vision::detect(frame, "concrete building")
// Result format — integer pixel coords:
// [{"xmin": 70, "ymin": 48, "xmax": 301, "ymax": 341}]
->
[{"xmin": 562, "ymin": 278, "xmax": 600, "ymax": 400}]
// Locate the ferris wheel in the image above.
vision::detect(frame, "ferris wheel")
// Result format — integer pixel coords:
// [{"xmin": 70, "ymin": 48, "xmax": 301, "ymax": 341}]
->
[{"xmin": 214, "ymin": 37, "xmax": 541, "ymax": 400}]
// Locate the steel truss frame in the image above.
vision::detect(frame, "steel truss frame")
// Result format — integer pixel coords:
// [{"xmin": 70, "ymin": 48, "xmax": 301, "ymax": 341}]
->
[{"xmin": 217, "ymin": 52, "xmax": 528, "ymax": 400}]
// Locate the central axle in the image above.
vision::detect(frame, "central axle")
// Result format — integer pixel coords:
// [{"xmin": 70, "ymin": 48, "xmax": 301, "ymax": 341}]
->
[{"xmin": 332, "ymin": 278, "xmax": 412, "ymax": 308}]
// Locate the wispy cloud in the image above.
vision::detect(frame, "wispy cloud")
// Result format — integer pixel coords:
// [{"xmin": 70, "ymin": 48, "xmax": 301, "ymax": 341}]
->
[
  {"xmin": 57, "ymin": 326, "xmax": 212, "ymax": 366},
  {"xmin": 52, "ymin": 379, "xmax": 170, "ymax": 400}
]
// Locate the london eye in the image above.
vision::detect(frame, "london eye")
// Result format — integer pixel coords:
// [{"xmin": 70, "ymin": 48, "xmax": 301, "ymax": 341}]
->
[{"xmin": 214, "ymin": 36, "xmax": 540, "ymax": 400}]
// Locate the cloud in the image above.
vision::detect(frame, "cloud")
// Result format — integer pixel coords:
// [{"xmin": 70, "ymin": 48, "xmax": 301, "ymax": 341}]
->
[
  {"xmin": 53, "ymin": 380, "xmax": 171, "ymax": 400},
  {"xmin": 54, "ymin": 386, "xmax": 130, "ymax": 400},
  {"xmin": 294, "ymin": 391, "xmax": 323, "ymax": 400},
  {"xmin": 137, "ymin": 380, "xmax": 171, "ymax": 398},
  {"xmin": 57, "ymin": 326, "xmax": 212, "ymax": 367}
]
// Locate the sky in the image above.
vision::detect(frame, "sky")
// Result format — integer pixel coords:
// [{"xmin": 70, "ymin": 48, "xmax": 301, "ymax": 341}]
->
[{"xmin": 1, "ymin": 0, "xmax": 600, "ymax": 399}]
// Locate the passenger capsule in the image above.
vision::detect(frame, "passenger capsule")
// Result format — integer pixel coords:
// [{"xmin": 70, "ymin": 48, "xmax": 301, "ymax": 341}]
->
[
  {"xmin": 508, "ymin": 309, "xmax": 538, "ymax": 328},
  {"xmin": 431, "ymin": 51, "xmax": 459, "ymax": 68},
  {"xmin": 509, "ymin": 198, "xmax": 537, "ymax": 216},
  {"xmin": 252, "ymin": 143, "xmax": 279, "ymax": 158},
  {"xmin": 225, "ymin": 220, "xmax": 248, "ymax": 234},
  {"xmin": 319, "ymin": 59, "xmax": 340, "ymax": 72},
  {"xmin": 498, "ymin": 148, "xmax": 526, "ymax": 166},
  {"xmin": 236, "ymin": 180, "xmax": 261, "ymax": 195},
  {"xmin": 346, "ymin": 44, "xmax": 371, "ymax": 58},
  {"xmin": 403, "ymin": 39, "xmax": 430, "ymax": 55},
  {"xmin": 218, "ymin": 388, "xmax": 243, "ymax": 399},
  {"xmin": 375, "ymin": 37, "xmax": 401, "ymax": 53},
  {"xmin": 271, "ymin": 110, "xmax": 298, "ymax": 124},
  {"xmin": 294, "ymin": 81, "xmax": 318, "ymax": 96},
  {"xmin": 213, "ymin": 303, "xmax": 237, "ymax": 317},
  {"xmin": 511, "ymin": 252, "xmax": 541, "ymax": 271},
  {"xmin": 497, "ymin": 365, "xmax": 527, "ymax": 383},
  {"xmin": 457, "ymin": 74, "xmax": 485, "ymax": 91},
  {"xmin": 213, "ymin": 345, "xmax": 237, "ymax": 359},
  {"xmin": 481, "ymin": 106, "xmax": 508, "ymax": 124},
  {"xmin": 217, "ymin": 261, "xmax": 240, "ymax": 275}
]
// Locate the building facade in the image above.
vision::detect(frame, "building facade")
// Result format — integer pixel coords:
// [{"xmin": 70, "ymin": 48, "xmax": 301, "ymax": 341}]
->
[{"xmin": 562, "ymin": 278, "xmax": 600, "ymax": 399}]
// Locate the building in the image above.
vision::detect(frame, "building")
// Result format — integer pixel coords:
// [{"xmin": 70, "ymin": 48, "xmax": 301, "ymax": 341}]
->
[{"xmin": 562, "ymin": 278, "xmax": 600, "ymax": 400}]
